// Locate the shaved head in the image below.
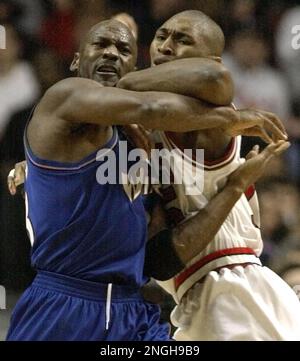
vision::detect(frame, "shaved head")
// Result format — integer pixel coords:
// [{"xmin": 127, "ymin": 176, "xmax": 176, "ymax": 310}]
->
[
  {"xmin": 80, "ymin": 19, "xmax": 137, "ymax": 54},
  {"xmin": 72, "ymin": 18, "xmax": 137, "ymax": 86},
  {"xmin": 166, "ymin": 10, "xmax": 225, "ymax": 57}
]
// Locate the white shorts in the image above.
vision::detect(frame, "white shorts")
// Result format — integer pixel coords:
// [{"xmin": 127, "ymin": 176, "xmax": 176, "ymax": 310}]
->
[{"xmin": 171, "ymin": 264, "xmax": 300, "ymax": 341}]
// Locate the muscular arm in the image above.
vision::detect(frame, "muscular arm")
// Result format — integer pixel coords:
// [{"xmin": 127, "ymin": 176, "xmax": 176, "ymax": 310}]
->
[
  {"xmin": 145, "ymin": 141, "xmax": 289, "ymax": 280},
  {"xmin": 40, "ymin": 77, "xmax": 234, "ymax": 132},
  {"xmin": 172, "ymin": 184, "xmax": 242, "ymax": 265},
  {"xmin": 173, "ymin": 141, "xmax": 289, "ymax": 264},
  {"xmin": 117, "ymin": 58, "xmax": 234, "ymax": 106},
  {"xmin": 144, "ymin": 182, "xmax": 243, "ymax": 280}
]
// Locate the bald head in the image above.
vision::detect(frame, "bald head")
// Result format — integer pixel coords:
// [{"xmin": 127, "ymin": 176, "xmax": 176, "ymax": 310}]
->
[
  {"xmin": 80, "ymin": 19, "xmax": 137, "ymax": 55},
  {"xmin": 165, "ymin": 10, "xmax": 225, "ymax": 57},
  {"xmin": 72, "ymin": 18, "xmax": 137, "ymax": 86}
]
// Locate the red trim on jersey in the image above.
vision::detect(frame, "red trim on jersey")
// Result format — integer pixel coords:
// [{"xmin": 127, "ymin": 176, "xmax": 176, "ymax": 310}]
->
[
  {"xmin": 204, "ymin": 138, "xmax": 235, "ymax": 166},
  {"xmin": 245, "ymin": 184, "xmax": 255, "ymax": 200},
  {"xmin": 174, "ymin": 247, "xmax": 257, "ymax": 290}
]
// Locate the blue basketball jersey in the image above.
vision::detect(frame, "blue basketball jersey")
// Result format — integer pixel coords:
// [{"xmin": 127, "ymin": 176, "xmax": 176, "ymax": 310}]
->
[{"xmin": 24, "ymin": 126, "xmax": 148, "ymax": 288}]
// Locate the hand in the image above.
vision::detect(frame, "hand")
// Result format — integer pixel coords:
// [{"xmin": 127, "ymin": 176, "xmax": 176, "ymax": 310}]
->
[
  {"xmin": 122, "ymin": 124, "xmax": 153, "ymax": 156},
  {"xmin": 7, "ymin": 160, "xmax": 26, "ymax": 195},
  {"xmin": 225, "ymin": 108, "xmax": 288, "ymax": 143},
  {"xmin": 228, "ymin": 140, "xmax": 290, "ymax": 192}
]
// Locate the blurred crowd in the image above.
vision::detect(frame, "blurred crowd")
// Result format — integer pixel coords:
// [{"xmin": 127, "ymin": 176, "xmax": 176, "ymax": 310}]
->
[{"xmin": 0, "ymin": 0, "xmax": 300, "ymax": 319}]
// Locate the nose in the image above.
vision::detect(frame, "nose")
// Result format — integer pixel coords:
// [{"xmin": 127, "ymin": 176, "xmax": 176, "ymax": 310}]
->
[
  {"xmin": 103, "ymin": 45, "xmax": 119, "ymax": 61},
  {"xmin": 158, "ymin": 38, "xmax": 174, "ymax": 56}
]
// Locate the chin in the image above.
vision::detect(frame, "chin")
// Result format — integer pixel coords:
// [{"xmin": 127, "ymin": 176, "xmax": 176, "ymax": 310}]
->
[
  {"xmin": 102, "ymin": 80, "xmax": 118, "ymax": 87},
  {"xmin": 93, "ymin": 74, "xmax": 119, "ymax": 87}
]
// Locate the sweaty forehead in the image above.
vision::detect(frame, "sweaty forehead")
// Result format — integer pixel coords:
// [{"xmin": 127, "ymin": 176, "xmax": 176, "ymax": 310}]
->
[
  {"xmin": 88, "ymin": 22, "xmax": 134, "ymax": 44},
  {"xmin": 160, "ymin": 16, "xmax": 201, "ymax": 37}
]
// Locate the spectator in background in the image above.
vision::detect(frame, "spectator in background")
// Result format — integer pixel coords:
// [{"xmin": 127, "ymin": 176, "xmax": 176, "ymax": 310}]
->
[
  {"xmin": 276, "ymin": 6, "xmax": 300, "ymax": 185},
  {"xmin": 1, "ymin": 47, "xmax": 65, "ymax": 164},
  {"xmin": 223, "ymin": 30, "xmax": 291, "ymax": 157},
  {"xmin": 0, "ymin": 0, "xmax": 21, "ymax": 24},
  {"xmin": 224, "ymin": 30, "xmax": 290, "ymax": 120},
  {"xmin": 222, "ymin": 0, "xmax": 257, "ymax": 37},
  {"xmin": 258, "ymin": 179, "xmax": 300, "ymax": 265},
  {"xmin": 40, "ymin": 0, "xmax": 76, "ymax": 64},
  {"xmin": 12, "ymin": 0, "xmax": 45, "ymax": 39},
  {"xmin": 276, "ymin": 6, "xmax": 300, "ymax": 107},
  {"xmin": 0, "ymin": 25, "xmax": 39, "ymax": 140},
  {"xmin": 0, "ymin": 47, "xmax": 65, "ymax": 290},
  {"xmin": 269, "ymin": 211, "xmax": 300, "ymax": 295}
]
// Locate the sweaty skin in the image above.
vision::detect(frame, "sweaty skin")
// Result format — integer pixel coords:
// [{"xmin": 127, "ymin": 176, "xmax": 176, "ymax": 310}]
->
[{"xmin": 28, "ymin": 19, "xmax": 256, "ymax": 165}]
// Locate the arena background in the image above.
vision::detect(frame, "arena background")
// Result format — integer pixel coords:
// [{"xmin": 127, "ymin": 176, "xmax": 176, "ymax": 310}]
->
[{"xmin": 0, "ymin": 0, "xmax": 300, "ymax": 340}]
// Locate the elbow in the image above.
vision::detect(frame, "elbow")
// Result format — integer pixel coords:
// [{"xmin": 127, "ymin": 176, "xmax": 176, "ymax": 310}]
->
[
  {"xmin": 117, "ymin": 74, "xmax": 134, "ymax": 90},
  {"xmin": 204, "ymin": 67, "xmax": 234, "ymax": 106}
]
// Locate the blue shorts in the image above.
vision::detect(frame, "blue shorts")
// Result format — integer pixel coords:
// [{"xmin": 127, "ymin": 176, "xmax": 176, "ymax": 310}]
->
[{"xmin": 6, "ymin": 271, "xmax": 171, "ymax": 341}]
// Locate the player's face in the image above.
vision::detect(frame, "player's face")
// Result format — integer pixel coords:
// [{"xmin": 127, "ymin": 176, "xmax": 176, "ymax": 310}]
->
[
  {"xmin": 79, "ymin": 22, "xmax": 137, "ymax": 86},
  {"xmin": 150, "ymin": 16, "xmax": 210, "ymax": 66}
]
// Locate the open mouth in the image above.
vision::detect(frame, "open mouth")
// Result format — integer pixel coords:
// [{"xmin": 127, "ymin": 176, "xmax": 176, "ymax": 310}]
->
[{"xmin": 96, "ymin": 65, "xmax": 118, "ymax": 75}]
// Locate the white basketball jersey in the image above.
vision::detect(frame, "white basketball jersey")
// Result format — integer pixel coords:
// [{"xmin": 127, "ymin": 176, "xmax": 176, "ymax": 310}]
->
[{"xmin": 151, "ymin": 131, "xmax": 263, "ymax": 303}]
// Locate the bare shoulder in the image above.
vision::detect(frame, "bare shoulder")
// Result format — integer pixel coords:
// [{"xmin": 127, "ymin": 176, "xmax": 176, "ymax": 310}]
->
[
  {"xmin": 29, "ymin": 78, "xmax": 99, "ymax": 138},
  {"xmin": 36, "ymin": 77, "xmax": 103, "ymax": 115}
]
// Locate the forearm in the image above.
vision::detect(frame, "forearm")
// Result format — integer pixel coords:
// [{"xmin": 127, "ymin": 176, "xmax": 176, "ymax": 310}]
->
[
  {"xmin": 118, "ymin": 58, "xmax": 234, "ymax": 106},
  {"xmin": 54, "ymin": 78, "xmax": 234, "ymax": 132},
  {"xmin": 173, "ymin": 184, "xmax": 243, "ymax": 264},
  {"xmin": 139, "ymin": 94, "xmax": 235, "ymax": 132}
]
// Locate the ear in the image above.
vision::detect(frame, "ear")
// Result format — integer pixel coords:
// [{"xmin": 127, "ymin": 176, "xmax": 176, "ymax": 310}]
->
[{"xmin": 70, "ymin": 52, "xmax": 80, "ymax": 72}]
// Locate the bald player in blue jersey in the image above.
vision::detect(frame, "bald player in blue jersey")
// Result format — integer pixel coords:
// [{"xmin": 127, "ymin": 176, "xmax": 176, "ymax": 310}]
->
[{"xmin": 5, "ymin": 18, "xmax": 241, "ymax": 342}]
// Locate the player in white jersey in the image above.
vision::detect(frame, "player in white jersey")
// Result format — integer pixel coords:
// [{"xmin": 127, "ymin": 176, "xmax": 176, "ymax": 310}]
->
[
  {"xmin": 150, "ymin": 130, "xmax": 300, "ymax": 340},
  {"xmin": 120, "ymin": 10, "xmax": 300, "ymax": 340}
]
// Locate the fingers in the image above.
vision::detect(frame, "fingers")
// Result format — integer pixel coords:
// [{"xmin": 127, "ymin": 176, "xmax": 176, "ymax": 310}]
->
[
  {"xmin": 254, "ymin": 127, "xmax": 273, "ymax": 144},
  {"xmin": 262, "ymin": 111, "xmax": 288, "ymax": 136},
  {"xmin": 241, "ymin": 126, "xmax": 273, "ymax": 143},
  {"xmin": 262, "ymin": 140, "xmax": 290, "ymax": 160},
  {"xmin": 271, "ymin": 140, "xmax": 290, "ymax": 155},
  {"xmin": 263, "ymin": 117, "xmax": 287, "ymax": 142},
  {"xmin": 14, "ymin": 163, "xmax": 26, "ymax": 186},
  {"xmin": 7, "ymin": 161, "xmax": 26, "ymax": 196},
  {"xmin": 245, "ymin": 145, "xmax": 259, "ymax": 160},
  {"xmin": 235, "ymin": 109, "xmax": 288, "ymax": 142},
  {"xmin": 7, "ymin": 169, "xmax": 16, "ymax": 195}
]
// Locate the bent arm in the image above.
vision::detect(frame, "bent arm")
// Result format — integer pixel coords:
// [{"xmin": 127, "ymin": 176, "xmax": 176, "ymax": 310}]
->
[
  {"xmin": 118, "ymin": 58, "xmax": 234, "ymax": 106},
  {"xmin": 43, "ymin": 77, "xmax": 233, "ymax": 132},
  {"xmin": 172, "ymin": 184, "xmax": 242, "ymax": 265},
  {"xmin": 144, "ymin": 183, "xmax": 243, "ymax": 280},
  {"xmin": 145, "ymin": 141, "xmax": 289, "ymax": 280}
]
